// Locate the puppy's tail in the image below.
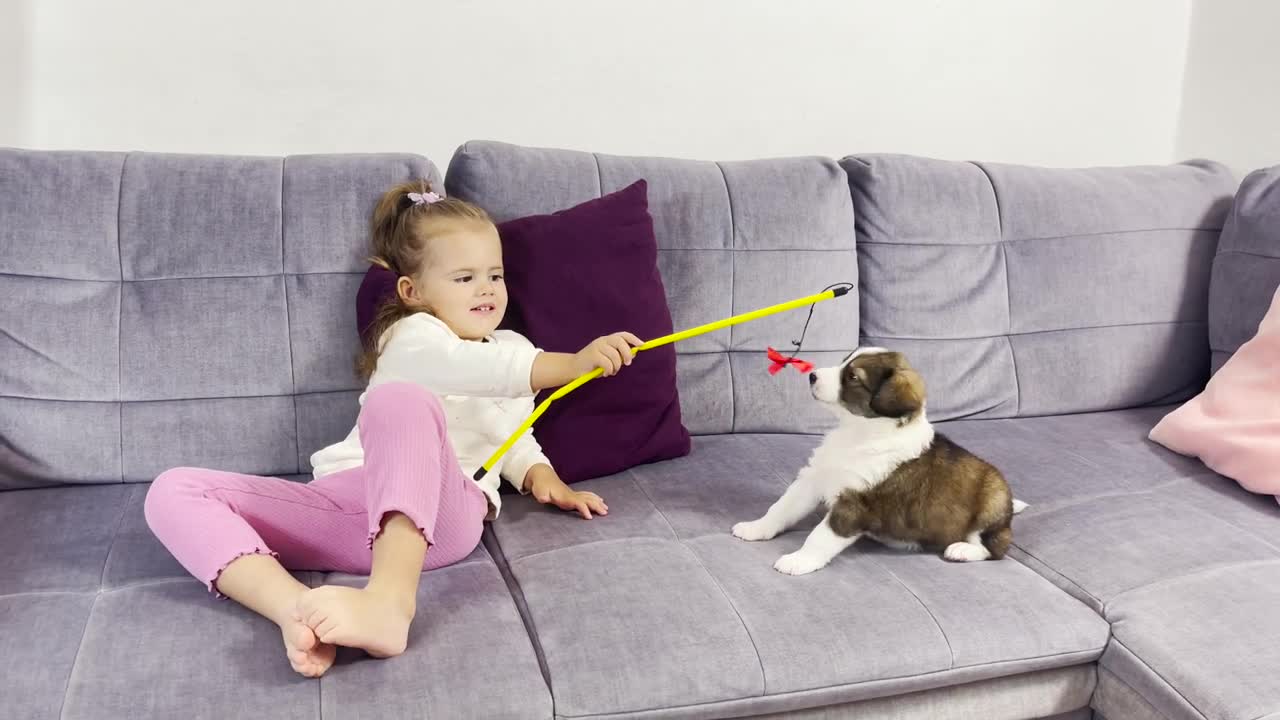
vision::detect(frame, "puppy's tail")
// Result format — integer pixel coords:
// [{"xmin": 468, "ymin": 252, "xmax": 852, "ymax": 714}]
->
[
  {"xmin": 1012, "ymin": 498, "xmax": 1029, "ymax": 515},
  {"xmin": 981, "ymin": 526, "xmax": 1012, "ymax": 560}
]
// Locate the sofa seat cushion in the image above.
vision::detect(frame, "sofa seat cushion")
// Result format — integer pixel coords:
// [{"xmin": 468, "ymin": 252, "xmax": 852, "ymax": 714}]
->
[
  {"xmin": 0, "ymin": 482, "xmax": 552, "ymax": 720},
  {"xmin": 938, "ymin": 408, "xmax": 1280, "ymax": 720},
  {"xmin": 938, "ymin": 408, "xmax": 1280, "ymax": 613},
  {"xmin": 1101, "ymin": 562, "xmax": 1280, "ymax": 720},
  {"xmin": 488, "ymin": 435, "xmax": 1109, "ymax": 719}
]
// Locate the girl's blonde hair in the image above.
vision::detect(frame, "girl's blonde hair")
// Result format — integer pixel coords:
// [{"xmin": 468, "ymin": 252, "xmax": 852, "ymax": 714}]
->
[{"xmin": 356, "ymin": 180, "xmax": 493, "ymax": 379}]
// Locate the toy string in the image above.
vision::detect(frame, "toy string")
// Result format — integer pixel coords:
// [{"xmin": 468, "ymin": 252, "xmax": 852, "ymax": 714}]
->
[{"xmin": 778, "ymin": 282, "xmax": 855, "ymax": 364}]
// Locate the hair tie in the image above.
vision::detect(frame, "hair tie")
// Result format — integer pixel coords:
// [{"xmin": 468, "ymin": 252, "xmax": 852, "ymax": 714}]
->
[{"xmin": 407, "ymin": 191, "xmax": 442, "ymax": 206}]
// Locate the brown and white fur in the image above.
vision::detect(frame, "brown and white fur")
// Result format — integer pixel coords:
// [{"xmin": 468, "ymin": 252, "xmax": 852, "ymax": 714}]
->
[{"xmin": 732, "ymin": 347, "xmax": 1026, "ymax": 575}]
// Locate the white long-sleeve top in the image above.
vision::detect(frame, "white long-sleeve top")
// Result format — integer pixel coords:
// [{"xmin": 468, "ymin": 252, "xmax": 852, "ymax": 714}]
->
[{"xmin": 309, "ymin": 312, "xmax": 551, "ymax": 519}]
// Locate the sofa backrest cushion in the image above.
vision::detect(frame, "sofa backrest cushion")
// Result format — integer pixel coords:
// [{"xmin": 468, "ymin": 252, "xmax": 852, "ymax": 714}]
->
[
  {"xmin": 0, "ymin": 149, "xmax": 439, "ymax": 488},
  {"xmin": 1208, "ymin": 165, "xmax": 1280, "ymax": 374},
  {"xmin": 841, "ymin": 154, "xmax": 1236, "ymax": 420}
]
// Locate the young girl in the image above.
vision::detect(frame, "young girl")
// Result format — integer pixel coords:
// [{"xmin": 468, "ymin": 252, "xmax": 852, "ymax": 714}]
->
[{"xmin": 145, "ymin": 181, "xmax": 640, "ymax": 678}]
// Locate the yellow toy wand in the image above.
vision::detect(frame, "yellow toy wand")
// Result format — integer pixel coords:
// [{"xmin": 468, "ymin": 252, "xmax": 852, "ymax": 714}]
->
[{"xmin": 473, "ymin": 283, "xmax": 852, "ymax": 481}]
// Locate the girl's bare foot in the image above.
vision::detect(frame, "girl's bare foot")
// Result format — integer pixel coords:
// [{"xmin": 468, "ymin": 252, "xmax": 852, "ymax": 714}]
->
[
  {"xmin": 280, "ymin": 615, "xmax": 336, "ymax": 678},
  {"xmin": 296, "ymin": 585, "xmax": 414, "ymax": 658}
]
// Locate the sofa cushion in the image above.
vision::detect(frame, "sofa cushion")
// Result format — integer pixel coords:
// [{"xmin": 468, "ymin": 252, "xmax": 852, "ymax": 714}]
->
[
  {"xmin": 0, "ymin": 593, "xmax": 96, "ymax": 720},
  {"xmin": 446, "ymin": 141, "xmax": 860, "ymax": 436},
  {"xmin": 0, "ymin": 484, "xmax": 133, "ymax": 594},
  {"xmin": 0, "ymin": 149, "xmax": 441, "ymax": 489},
  {"xmin": 487, "ymin": 434, "xmax": 1109, "ymax": 718},
  {"xmin": 1101, "ymin": 563, "xmax": 1280, "ymax": 720},
  {"xmin": 841, "ymin": 154, "xmax": 1236, "ymax": 421},
  {"xmin": 1208, "ymin": 164, "xmax": 1280, "ymax": 374},
  {"xmin": 0, "ymin": 483, "xmax": 553, "ymax": 719},
  {"xmin": 938, "ymin": 408, "xmax": 1280, "ymax": 613},
  {"xmin": 938, "ymin": 408, "xmax": 1280, "ymax": 720}
]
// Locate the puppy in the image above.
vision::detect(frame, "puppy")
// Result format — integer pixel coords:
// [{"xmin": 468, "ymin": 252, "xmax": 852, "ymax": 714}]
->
[{"xmin": 732, "ymin": 347, "xmax": 1023, "ymax": 575}]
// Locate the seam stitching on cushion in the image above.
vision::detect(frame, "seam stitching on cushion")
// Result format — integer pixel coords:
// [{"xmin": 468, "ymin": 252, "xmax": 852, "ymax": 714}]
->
[
  {"xmin": 865, "ymin": 319, "xmax": 1205, "ymax": 343},
  {"xmin": 97, "ymin": 576, "xmax": 198, "ymax": 595},
  {"xmin": 1001, "ymin": 475, "xmax": 1191, "ymax": 523},
  {"xmin": 280, "ymin": 158, "xmax": 301, "ymax": 473},
  {"xmin": 1211, "ymin": 248, "xmax": 1280, "ymax": 261},
  {"xmin": 1005, "ymin": 335, "xmax": 1022, "ymax": 417},
  {"xmin": 1104, "ymin": 558, "xmax": 1280, "ymax": 612},
  {"xmin": 867, "ymin": 556, "xmax": 955, "ymax": 670},
  {"xmin": 971, "ymin": 161, "xmax": 1003, "ymax": 238},
  {"xmin": 1108, "ymin": 639, "xmax": 1209, "ymax": 720},
  {"xmin": 1007, "ymin": 545, "xmax": 1105, "ymax": 612},
  {"xmin": 56, "ymin": 594, "xmax": 98, "ymax": 720},
  {"xmin": 717, "ymin": 162, "xmax": 738, "ymax": 432},
  {"xmin": 97, "ymin": 484, "xmax": 135, "ymax": 590},
  {"xmin": 482, "ymin": 527, "xmax": 556, "ymax": 707},
  {"xmin": 1, "ymin": 388, "xmax": 361, "ymax": 404},
  {"xmin": 116, "ymin": 154, "xmax": 127, "ymax": 481},
  {"xmin": 556, "ymin": 649, "xmax": 1101, "ymax": 719},
  {"xmin": 0, "ymin": 269, "xmax": 385, "ymax": 282},
  {"xmin": 857, "ymin": 226, "xmax": 1222, "ymax": 247},
  {"xmin": 1097, "ymin": 666, "xmax": 1171, "ymax": 720},
  {"xmin": 974, "ymin": 161, "xmax": 1020, "ymax": 416},
  {"xmin": 508, "ymin": 535, "xmax": 674, "ymax": 566},
  {"xmin": 626, "ymin": 470, "xmax": 768, "ymax": 697}
]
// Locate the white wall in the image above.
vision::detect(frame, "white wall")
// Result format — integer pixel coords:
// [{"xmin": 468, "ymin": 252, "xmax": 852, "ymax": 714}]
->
[
  {"xmin": 7, "ymin": 0, "xmax": 1194, "ymax": 169},
  {"xmin": 0, "ymin": 0, "xmax": 30, "ymax": 144},
  {"xmin": 1176, "ymin": 0, "xmax": 1280, "ymax": 177}
]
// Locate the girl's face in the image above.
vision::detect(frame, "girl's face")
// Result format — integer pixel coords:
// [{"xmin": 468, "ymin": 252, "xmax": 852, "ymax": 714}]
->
[{"xmin": 398, "ymin": 220, "xmax": 507, "ymax": 341}]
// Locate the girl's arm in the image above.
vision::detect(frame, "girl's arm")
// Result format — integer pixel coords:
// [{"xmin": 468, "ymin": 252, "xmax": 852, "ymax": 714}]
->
[{"xmin": 529, "ymin": 332, "xmax": 644, "ymax": 391}]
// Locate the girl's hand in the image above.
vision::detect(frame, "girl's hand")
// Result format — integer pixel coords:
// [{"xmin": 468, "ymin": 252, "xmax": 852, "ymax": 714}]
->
[
  {"xmin": 525, "ymin": 466, "xmax": 608, "ymax": 519},
  {"xmin": 574, "ymin": 332, "xmax": 643, "ymax": 377}
]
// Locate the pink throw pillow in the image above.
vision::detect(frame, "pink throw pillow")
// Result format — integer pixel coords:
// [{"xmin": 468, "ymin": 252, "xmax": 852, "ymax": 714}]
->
[{"xmin": 1149, "ymin": 285, "xmax": 1280, "ymax": 505}]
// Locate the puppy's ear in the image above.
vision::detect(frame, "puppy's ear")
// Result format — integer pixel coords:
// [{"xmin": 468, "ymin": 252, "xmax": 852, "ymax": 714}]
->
[{"xmin": 869, "ymin": 367, "xmax": 925, "ymax": 418}]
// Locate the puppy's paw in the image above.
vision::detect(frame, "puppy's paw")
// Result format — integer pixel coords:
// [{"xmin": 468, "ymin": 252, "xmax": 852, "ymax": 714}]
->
[
  {"xmin": 773, "ymin": 551, "xmax": 826, "ymax": 576},
  {"xmin": 943, "ymin": 542, "xmax": 990, "ymax": 562},
  {"xmin": 732, "ymin": 520, "xmax": 778, "ymax": 542}
]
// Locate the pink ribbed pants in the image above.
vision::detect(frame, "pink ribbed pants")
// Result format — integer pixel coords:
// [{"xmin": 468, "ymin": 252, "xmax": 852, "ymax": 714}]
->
[{"xmin": 144, "ymin": 383, "xmax": 489, "ymax": 594}]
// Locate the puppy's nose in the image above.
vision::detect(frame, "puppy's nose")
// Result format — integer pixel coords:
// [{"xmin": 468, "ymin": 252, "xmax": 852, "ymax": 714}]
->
[{"xmin": 809, "ymin": 373, "xmax": 817, "ymax": 385}]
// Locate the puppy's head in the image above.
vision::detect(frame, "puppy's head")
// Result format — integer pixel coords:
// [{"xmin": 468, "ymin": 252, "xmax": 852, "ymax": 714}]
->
[{"xmin": 810, "ymin": 347, "xmax": 926, "ymax": 424}]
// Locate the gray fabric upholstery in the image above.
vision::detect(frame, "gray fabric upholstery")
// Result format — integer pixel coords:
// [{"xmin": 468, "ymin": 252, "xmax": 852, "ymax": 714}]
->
[
  {"xmin": 841, "ymin": 154, "xmax": 1236, "ymax": 421},
  {"xmin": 939, "ymin": 408, "xmax": 1280, "ymax": 613},
  {"xmin": 1093, "ymin": 666, "xmax": 1175, "ymax": 720},
  {"xmin": 749, "ymin": 667, "xmax": 1095, "ymax": 720},
  {"xmin": 446, "ymin": 141, "xmax": 860, "ymax": 436},
  {"xmin": 1208, "ymin": 164, "xmax": 1280, "ymax": 373},
  {"xmin": 938, "ymin": 408, "xmax": 1280, "ymax": 719},
  {"xmin": 0, "ymin": 149, "xmax": 440, "ymax": 489},
  {"xmin": 1103, "ymin": 565, "xmax": 1280, "ymax": 720},
  {"xmin": 489, "ymin": 434, "xmax": 1108, "ymax": 718},
  {"xmin": 0, "ymin": 593, "xmax": 96, "ymax": 720},
  {"xmin": 3, "ymin": 483, "xmax": 551, "ymax": 720},
  {"xmin": 0, "ymin": 484, "xmax": 132, "ymax": 594},
  {"xmin": 7, "ymin": 144, "xmax": 1275, "ymax": 719}
]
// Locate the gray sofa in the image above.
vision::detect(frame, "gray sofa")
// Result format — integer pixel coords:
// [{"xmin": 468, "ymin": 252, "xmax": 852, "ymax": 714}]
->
[{"xmin": 2, "ymin": 141, "xmax": 1277, "ymax": 720}]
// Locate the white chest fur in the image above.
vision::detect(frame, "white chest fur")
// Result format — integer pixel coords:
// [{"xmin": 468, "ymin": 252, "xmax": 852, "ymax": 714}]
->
[{"xmin": 802, "ymin": 415, "xmax": 936, "ymax": 505}]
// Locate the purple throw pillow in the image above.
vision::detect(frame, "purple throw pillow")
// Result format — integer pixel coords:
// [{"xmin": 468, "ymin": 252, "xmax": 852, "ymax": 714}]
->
[
  {"xmin": 353, "ymin": 179, "xmax": 691, "ymax": 483},
  {"xmin": 499, "ymin": 179, "xmax": 690, "ymax": 482},
  {"xmin": 356, "ymin": 264, "xmax": 399, "ymax": 346}
]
